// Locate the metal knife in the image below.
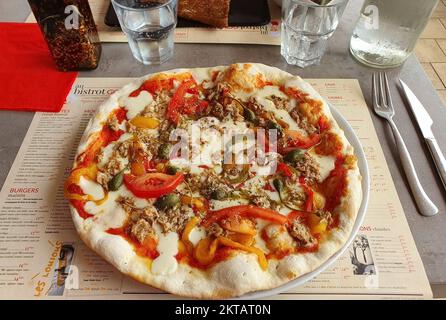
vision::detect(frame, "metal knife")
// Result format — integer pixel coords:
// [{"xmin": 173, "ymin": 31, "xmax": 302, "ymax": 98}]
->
[{"xmin": 399, "ymin": 79, "xmax": 446, "ymax": 193}]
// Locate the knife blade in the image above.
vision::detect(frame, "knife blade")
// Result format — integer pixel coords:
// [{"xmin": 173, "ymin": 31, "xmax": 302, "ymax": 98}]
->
[{"xmin": 400, "ymin": 79, "xmax": 446, "ymax": 192}]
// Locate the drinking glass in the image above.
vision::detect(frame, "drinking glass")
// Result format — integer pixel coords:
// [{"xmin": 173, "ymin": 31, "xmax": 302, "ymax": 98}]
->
[
  {"xmin": 112, "ymin": 0, "xmax": 177, "ymax": 65},
  {"xmin": 281, "ymin": 0, "xmax": 349, "ymax": 68},
  {"xmin": 350, "ymin": 0, "xmax": 438, "ymax": 68}
]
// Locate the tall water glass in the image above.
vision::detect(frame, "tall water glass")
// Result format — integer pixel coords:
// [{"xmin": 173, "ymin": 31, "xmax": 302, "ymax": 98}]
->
[
  {"xmin": 350, "ymin": 0, "xmax": 438, "ymax": 68},
  {"xmin": 112, "ymin": 0, "xmax": 177, "ymax": 65},
  {"xmin": 281, "ymin": 0, "xmax": 349, "ymax": 68}
]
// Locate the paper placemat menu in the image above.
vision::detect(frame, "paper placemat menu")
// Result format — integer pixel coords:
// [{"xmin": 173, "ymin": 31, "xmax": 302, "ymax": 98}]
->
[
  {"xmin": 26, "ymin": 0, "xmax": 282, "ymax": 45},
  {"xmin": 0, "ymin": 78, "xmax": 432, "ymax": 299}
]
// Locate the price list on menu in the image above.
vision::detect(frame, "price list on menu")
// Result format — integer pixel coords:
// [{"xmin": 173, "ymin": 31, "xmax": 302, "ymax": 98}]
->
[{"xmin": 0, "ymin": 78, "xmax": 432, "ymax": 299}]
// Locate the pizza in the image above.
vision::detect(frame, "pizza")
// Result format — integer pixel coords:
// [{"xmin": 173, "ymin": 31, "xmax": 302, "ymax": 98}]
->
[{"xmin": 64, "ymin": 63, "xmax": 362, "ymax": 298}]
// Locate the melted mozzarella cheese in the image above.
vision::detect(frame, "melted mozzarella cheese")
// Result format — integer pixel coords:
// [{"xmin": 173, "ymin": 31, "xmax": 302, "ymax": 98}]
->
[
  {"xmin": 151, "ymin": 230, "xmax": 179, "ymax": 275},
  {"xmin": 311, "ymin": 153, "xmax": 336, "ymax": 182},
  {"xmin": 193, "ymin": 129, "xmax": 222, "ymax": 167},
  {"xmin": 98, "ymin": 144, "xmax": 114, "ymax": 168},
  {"xmin": 83, "ymin": 185, "xmax": 147, "ymax": 217},
  {"xmin": 118, "ymin": 132, "xmax": 133, "ymax": 142},
  {"xmin": 133, "ymin": 197, "xmax": 149, "ymax": 208},
  {"xmin": 79, "ymin": 176, "xmax": 105, "ymax": 201},
  {"xmin": 250, "ymin": 154, "xmax": 279, "ymax": 177},
  {"xmin": 188, "ymin": 227, "xmax": 207, "ymax": 246},
  {"xmin": 120, "ymin": 91, "xmax": 153, "ymax": 120},
  {"xmin": 242, "ymin": 175, "xmax": 266, "ymax": 193},
  {"xmin": 94, "ymin": 205, "xmax": 127, "ymax": 230},
  {"xmin": 250, "ymin": 86, "xmax": 301, "ymax": 131},
  {"xmin": 277, "ymin": 206, "xmax": 293, "ymax": 216},
  {"xmin": 255, "ymin": 85, "xmax": 288, "ymax": 100},
  {"xmin": 256, "ymin": 97, "xmax": 300, "ymax": 131},
  {"xmin": 254, "ymin": 219, "xmax": 269, "ymax": 254},
  {"xmin": 220, "ymin": 119, "xmax": 248, "ymax": 132},
  {"xmin": 190, "ymin": 68, "xmax": 213, "ymax": 84},
  {"xmin": 263, "ymin": 189, "xmax": 280, "ymax": 202},
  {"xmin": 98, "ymin": 133, "xmax": 133, "ymax": 169}
]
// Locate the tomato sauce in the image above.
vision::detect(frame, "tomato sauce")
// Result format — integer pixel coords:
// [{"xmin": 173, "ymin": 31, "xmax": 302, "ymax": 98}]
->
[
  {"xmin": 318, "ymin": 115, "xmax": 331, "ymax": 132},
  {"xmin": 70, "ymin": 199, "xmax": 93, "ymax": 219},
  {"xmin": 320, "ymin": 155, "xmax": 347, "ymax": 212},
  {"xmin": 211, "ymin": 70, "xmax": 220, "ymax": 82},
  {"xmin": 263, "ymin": 182, "xmax": 275, "ymax": 192},
  {"xmin": 184, "ymin": 247, "xmax": 233, "ymax": 270},
  {"xmin": 106, "ymin": 227, "xmax": 159, "ymax": 260},
  {"xmin": 314, "ymin": 132, "xmax": 343, "ymax": 156},
  {"xmin": 66, "ymin": 183, "xmax": 84, "ymax": 196},
  {"xmin": 114, "ymin": 107, "xmax": 128, "ymax": 123},
  {"xmin": 280, "ymin": 85, "xmax": 309, "ymax": 103},
  {"xmin": 265, "ymin": 243, "xmax": 319, "ymax": 260}
]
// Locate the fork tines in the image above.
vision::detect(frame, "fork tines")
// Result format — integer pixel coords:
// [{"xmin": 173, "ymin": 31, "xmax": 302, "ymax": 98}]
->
[{"xmin": 372, "ymin": 72, "xmax": 395, "ymax": 116}]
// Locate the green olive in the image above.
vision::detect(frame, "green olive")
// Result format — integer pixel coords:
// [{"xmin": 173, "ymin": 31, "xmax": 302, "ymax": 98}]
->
[
  {"xmin": 210, "ymin": 189, "xmax": 227, "ymax": 200},
  {"xmin": 108, "ymin": 171, "xmax": 124, "ymax": 191},
  {"xmin": 272, "ymin": 178, "xmax": 284, "ymax": 194},
  {"xmin": 283, "ymin": 149, "xmax": 306, "ymax": 163},
  {"xmin": 273, "ymin": 178, "xmax": 284, "ymax": 204},
  {"xmin": 158, "ymin": 143, "xmax": 171, "ymax": 160},
  {"xmin": 155, "ymin": 194, "xmax": 180, "ymax": 211},
  {"xmin": 272, "ymin": 178, "xmax": 300, "ymax": 211},
  {"xmin": 166, "ymin": 165, "xmax": 179, "ymax": 175},
  {"xmin": 243, "ymin": 108, "xmax": 256, "ymax": 122},
  {"xmin": 266, "ymin": 120, "xmax": 283, "ymax": 136}
]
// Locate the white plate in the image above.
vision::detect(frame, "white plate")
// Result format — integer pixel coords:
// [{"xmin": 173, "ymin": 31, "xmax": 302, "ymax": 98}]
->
[{"xmin": 237, "ymin": 103, "xmax": 370, "ymax": 300}]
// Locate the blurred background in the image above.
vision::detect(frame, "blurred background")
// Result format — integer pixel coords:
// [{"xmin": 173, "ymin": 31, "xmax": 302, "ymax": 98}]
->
[{"xmin": 415, "ymin": 0, "xmax": 446, "ymax": 105}]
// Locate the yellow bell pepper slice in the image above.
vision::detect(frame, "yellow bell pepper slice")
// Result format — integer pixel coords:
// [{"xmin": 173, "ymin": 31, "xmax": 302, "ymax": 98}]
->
[
  {"xmin": 182, "ymin": 216, "xmax": 200, "ymax": 252},
  {"xmin": 307, "ymin": 213, "xmax": 328, "ymax": 234},
  {"xmin": 194, "ymin": 237, "xmax": 219, "ymax": 265},
  {"xmin": 181, "ymin": 196, "xmax": 205, "ymax": 210},
  {"xmin": 64, "ymin": 165, "xmax": 98, "ymax": 201},
  {"xmin": 193, "ymin": 236, "xmax": 268, "ymax": 270},
  {"xmin": 311, "ymin": 221, "xmax": 328, "ymax": 234},
  {"xmin": 226, "ymin": 233, "xmax": 254, "ymax": 246},
  {"xmin": 130, "ymin": 116, "xmax": 160, "ymax": 129},
  {"xmin": 219, "ymin": 215, "xmax": 257, "ymax": 236}
]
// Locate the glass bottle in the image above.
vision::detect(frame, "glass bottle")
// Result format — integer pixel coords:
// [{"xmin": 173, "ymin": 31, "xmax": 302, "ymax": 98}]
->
[
  {"xmin": 350, "ymin": 0, "xmax": 438, "ymax": 68},
  {"xmin": 28, "ymin": 0, "xmax": 102, "ymax": 71}
]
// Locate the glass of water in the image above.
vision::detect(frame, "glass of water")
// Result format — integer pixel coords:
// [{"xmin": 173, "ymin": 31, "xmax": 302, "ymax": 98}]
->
[
  {"xmin": 350, "ymin": 0, "xmax": 438, "ymax": 68},
  {"xmin": 112, "ymin": 0, "xmax": 177, "ymax": 65},
  {"xmin": 281, "ymin": 0, "xmax": 349, "ymax": 68}
]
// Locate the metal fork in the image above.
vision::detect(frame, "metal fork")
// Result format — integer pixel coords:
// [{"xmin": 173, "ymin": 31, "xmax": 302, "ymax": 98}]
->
[{"xmin": 372, "ymin": 72, "xmax": 438, "ymax": 217}]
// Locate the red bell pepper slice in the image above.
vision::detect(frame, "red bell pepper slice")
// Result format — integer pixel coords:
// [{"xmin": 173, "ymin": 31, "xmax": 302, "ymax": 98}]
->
[
  {"xmin": 166, "ymin": 80, "xmax": 209, "ymax": 125},
  {"xmin": 284, "ymin": 130, "xmax": 321, "ymax": 151},
  {"xmin": 286, "ymin": 210, "xmax": 307, "ymax": 224},
  {"xmin": 202, "ymin": 205, "xmax": 288, "ymax": 227},
  {"xmin": 277, "ymin": 162, "xmax": 293, "ymax": 178},
  {"xmin": 166, "ymin": 80, "xmax": 196, "ymax": 125}
]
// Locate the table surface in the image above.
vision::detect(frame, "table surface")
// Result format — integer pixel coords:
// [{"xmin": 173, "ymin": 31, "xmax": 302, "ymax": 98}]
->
[{"xmin": 1, "ymin": 0, "xmax": 446, "ymax": 298}]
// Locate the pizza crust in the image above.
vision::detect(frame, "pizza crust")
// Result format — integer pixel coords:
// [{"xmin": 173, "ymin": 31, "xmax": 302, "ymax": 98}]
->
[{"xmin": 69, "ymin": 63, "xmax": 363, "ymax": 299}]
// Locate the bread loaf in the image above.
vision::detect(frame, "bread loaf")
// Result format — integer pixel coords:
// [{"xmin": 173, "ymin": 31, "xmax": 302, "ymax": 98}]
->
[{"xmin": 178, "ymin": 0, "xmax": 231, "ymax": 28}]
